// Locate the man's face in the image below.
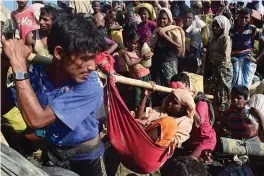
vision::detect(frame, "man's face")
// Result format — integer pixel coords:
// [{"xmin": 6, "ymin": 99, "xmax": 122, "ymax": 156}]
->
[
  {"xmin": 231, "ymin": 93, "xmax": 246, "ymax": 109},
  {"xmin": 39, "ymin": 14, "xmax": 53, "ymax": 32},
  {"xmin": 237, "ymin": 14, "xmax": 251, "ymax": 27},
  {"xmin": 17, "ymin": 0, "xmax": 28, "ymax": 8},
  {"xmin": 92, "ymin": 2, "xmax": 101, "ymax": 13},
  {"xmin": 63, "ymin": 53, "xmax": 96, "ymax": 83},
  {"xmin": 182, "ymin": 12, "xmax": 194, "ymax": 28}
]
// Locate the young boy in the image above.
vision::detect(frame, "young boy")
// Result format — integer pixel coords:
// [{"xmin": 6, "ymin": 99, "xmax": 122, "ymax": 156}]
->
[
  {"xmin": 92, "ymin": 1, "xmax": 106, "ymax": 27},
  {"xmin": 219, "ymin": 85, "xmax": 261, "ymax": 141},
  {"xmin": 230, "ymin": 8, "xmax": 264, "ymax": 88},
  {"xmin": 11, "ymin": 0, "xmax": 39, "ymax": 41}
]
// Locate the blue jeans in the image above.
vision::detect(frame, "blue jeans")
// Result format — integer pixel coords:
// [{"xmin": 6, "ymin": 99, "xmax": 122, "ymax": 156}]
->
[{"xmin": 231, "ymin": 56, "xmax": 256, "ymax": 88}]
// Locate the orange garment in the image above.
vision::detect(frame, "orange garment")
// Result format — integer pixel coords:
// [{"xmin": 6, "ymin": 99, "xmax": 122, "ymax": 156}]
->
[{"xmin": 146, "ymin": 116, "xmax": 178, "ymax": 147}]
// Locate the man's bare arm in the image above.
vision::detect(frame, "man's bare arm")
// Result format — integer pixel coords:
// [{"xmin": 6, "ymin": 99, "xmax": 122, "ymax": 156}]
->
[{"xmin": 2, "ymin": 38, "xmax": 56, "ymax": 129}]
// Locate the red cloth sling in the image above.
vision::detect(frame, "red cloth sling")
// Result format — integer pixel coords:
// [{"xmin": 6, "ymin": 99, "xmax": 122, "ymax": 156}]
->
[
  {"xmin": 95, "ymin": 52, "xmax": 116, "ymax": 75},
  {"xmin": 106, "ymin": 76, "xmax": 172, "ymax": 174}
]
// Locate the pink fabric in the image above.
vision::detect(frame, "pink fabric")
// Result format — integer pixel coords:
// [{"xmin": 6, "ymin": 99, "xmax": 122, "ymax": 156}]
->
[
  {"xmin": 95, "ymin": 52, "xmax": 116, "ymax": 75},
  {"xmin": 106, "ymin": 76, "xmax": 172, "ymax": 174},
  {"xmin": 11, "ymin": 8, "xmax": 39, "ymax": 41},
  {"xmin": 168, "ymin": 81, "xmax": 185, "ymax": 89},
  {"xmin": 186, "ymin": 101, "xmax": 216, "ymax": 157},
  {"xmin": 124, "ymin": 50, "xmax": 150, "ymax": 78},
  {"xmin": 136, "ymin": 20, "xmax": 156, "ymax": 45}
]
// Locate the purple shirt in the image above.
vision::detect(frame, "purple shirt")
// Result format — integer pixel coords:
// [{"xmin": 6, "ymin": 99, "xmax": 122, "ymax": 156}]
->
[
  {"xmin": 105, "ymin": 37, "xmax": 117, "ymax": 46},
  {"xmin": 136, "ymin": 20, "xmax": 157, "ymax": 45}
]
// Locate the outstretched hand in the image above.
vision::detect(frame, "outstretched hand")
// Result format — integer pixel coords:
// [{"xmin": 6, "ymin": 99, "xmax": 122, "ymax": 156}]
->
[{"xmin": 1, "ymin": 35, "xmax": 31, "ymax": 69}]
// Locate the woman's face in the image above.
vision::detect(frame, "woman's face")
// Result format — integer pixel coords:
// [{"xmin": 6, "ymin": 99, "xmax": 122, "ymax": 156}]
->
[
  {"xmin": 158, "ymin": 12, "xmax": 169, "ymax": 27},
  {"xmin": 165, "ymin": 93, "xmax": 184, "ymax": 117},
  {"xmin": 139, "ymin": 8, "xmax": 150, "ymax": 22},
  {"xmin": 212, "ymin": 21, "xmax": 223, "ymax": 38}
]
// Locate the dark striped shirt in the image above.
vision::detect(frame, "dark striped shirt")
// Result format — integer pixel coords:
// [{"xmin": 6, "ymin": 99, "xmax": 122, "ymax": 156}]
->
[
  {"xmin": 224, "ymin": 107, "xmax": 258, "ymax": 139},
  {"xmin": 230, "ymin": 24, "xmax": 263, "ymax": 57}
]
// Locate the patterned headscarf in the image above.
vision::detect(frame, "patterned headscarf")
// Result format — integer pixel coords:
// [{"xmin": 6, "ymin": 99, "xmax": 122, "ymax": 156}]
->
[{"xmin": 161, "ymin": 88, "xmax": 196, "ymax": 119}]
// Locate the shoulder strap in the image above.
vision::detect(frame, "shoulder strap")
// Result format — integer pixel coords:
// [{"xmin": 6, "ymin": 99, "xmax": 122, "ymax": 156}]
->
[{"xmin": 194, "ymin": 92, "xmax": 215, "ymax": 125}]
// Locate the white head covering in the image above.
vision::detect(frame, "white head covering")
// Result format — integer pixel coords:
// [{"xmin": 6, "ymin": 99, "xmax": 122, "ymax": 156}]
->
[
  {"xmin": 254, "ymin": 0, "xmax": 264, "ymax": 16},
  {"xmin": 213, "ymin": 15, "xmax": 231, "ymax": 35},
  {"xmin": 210, "ymin": 15, "xmax": 231, "ymax": 42},
  {"xmin": 158, "ymin": 7, "xmax": 173, "ymax": 25}
]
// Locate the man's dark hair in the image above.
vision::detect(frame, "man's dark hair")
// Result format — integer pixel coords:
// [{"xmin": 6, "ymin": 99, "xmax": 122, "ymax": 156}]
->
[
  {"xmin": 231, "ymin": 85, "xmax": 249, "ymax": 100},
  {"xmin": 182, "ymin": 9, "xmax": 195, "ymax": 17},
  {"xmin": 40, "ymin": 5, "xmax": 65, "ymax": 21},
  {"xmin": 170, "ymin": 72, "xmax": 190, "ymax": 88},
  {"xmin": 238, "ymin": 7, "xmax": 252, "ymax": 16},
  {"xmin": 82, "ymin": 13, "xmax": 96, "ymax": 27},
  {"xmin": 48, "ymin": 14, "xmax": 107, "ymax": 58},
  {"xmin": 32, "ymin": 0, "xmax": 43, "ymax": 4},
  {"xmin": 165, "ymin": 156, "xmax": 207, "ymax": 176}
]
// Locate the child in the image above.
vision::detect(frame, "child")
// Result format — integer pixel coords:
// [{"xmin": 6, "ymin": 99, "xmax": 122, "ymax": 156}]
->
[
  {"xmin": 218, "ymin": 85, "xmax": 261, "ymax": 141},
  {"xmin": 105, "ymin": 14, "xmax": 123, "ymax": 44},
  {"xmin": 169, "ymin": 73, "xmax": 216, "ymax": 162},
  {"xmin": 122, "ymin": 31, "xmax": 152, "ymax": 110},
  {"xmin": 11, "ymin": 0, "xmax": 39, "ymax": 41},
  {"xmin": 135, "ymin": 3, "xmax": 157, "ymax": 47},
  {"xmin": 92, "ymin": 1, "xmax": 106, "ymax": 27},
  {"xmin": 135, "ymin": 88, "xmax": 195, "ymax": 149}
]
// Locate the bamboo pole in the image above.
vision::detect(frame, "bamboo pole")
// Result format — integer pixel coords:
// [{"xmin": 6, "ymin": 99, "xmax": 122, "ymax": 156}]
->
[{"xmin": 97, "ymin": 71, "xmax": 214, "ymax": 99}]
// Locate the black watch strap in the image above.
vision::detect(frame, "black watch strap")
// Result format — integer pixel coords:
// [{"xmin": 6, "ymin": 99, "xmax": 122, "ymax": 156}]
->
[{"xmin": 11, "ymin": 72, "xmax": 30, "ymax": 81}]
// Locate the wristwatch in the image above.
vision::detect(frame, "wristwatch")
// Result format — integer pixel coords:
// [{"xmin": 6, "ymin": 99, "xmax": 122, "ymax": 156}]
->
[{"xmin": 11, "ymin": 72, "xmax": 29, "ymax": 81}]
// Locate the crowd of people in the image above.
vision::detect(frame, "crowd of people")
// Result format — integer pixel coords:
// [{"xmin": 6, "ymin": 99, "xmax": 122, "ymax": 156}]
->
[{"xmin": 1, "ymin": 0, "xmax": 264, "ymax": 176}]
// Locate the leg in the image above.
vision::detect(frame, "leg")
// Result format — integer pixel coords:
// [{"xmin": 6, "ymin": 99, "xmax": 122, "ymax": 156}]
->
[
  {"xmin": 133, "ymin": 86, "xmax": 142, "ymax": 110},
  {"xmin": 70, "ymin": 156, "xmax": 106, "ymax": 176},
  {"xmin": 242, "ymin": 60, "xmax": 257, "ymax": 88},
  {"xmin": 231, "ymin": 57, "xmax": 240, "ymax": 87},
  {"xmin": 104, "ymin": 146, "xmax": 120, "ymax": 176}
]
